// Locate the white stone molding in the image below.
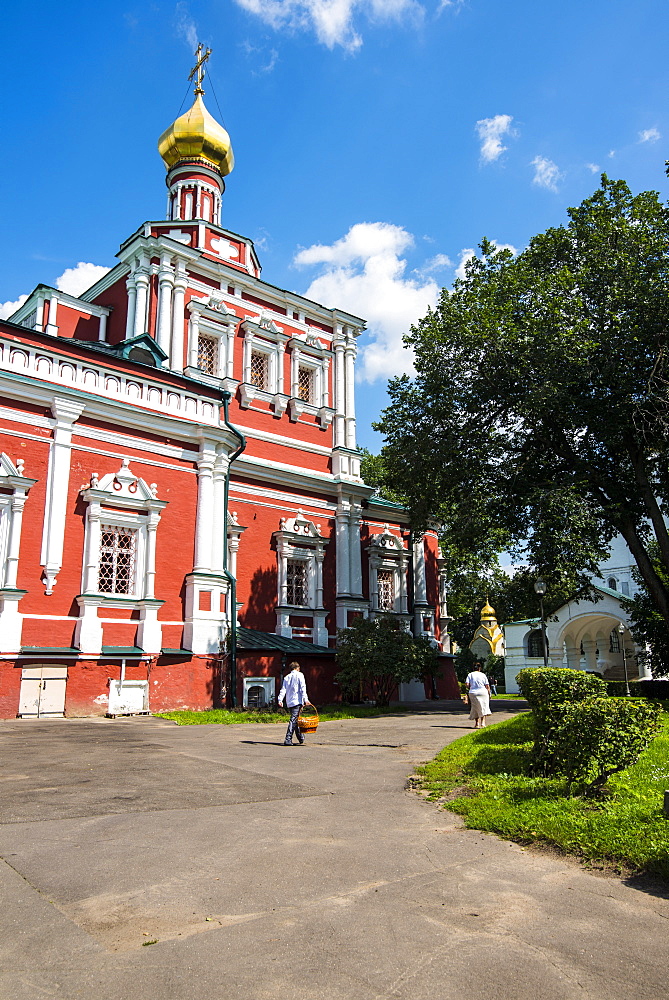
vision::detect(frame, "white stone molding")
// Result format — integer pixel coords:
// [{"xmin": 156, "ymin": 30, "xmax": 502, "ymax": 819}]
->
[
  {"xmin": 40, "ymin": 397, "xmax": 86, "ymax": 595},
  {"xmin": 273, "ymin": 510, "xmax": 329, "ymax": 645}
]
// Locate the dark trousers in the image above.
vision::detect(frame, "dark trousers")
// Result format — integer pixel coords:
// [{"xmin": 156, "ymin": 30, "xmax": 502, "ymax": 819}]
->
[{"xmin": 284, "ymin": 704, "xmax": 304, "ymax": 744}]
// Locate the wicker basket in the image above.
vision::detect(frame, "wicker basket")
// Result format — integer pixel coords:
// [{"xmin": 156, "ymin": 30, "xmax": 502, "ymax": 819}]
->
[{"xmin": 297, "ymin": 706, "xmax": 319, "ymax": 734}]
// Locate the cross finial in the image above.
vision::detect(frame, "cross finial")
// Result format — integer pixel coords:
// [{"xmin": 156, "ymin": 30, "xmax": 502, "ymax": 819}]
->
[{"xmin": 188, "ymin": 42, "xmax": 212, "ymax": 96}]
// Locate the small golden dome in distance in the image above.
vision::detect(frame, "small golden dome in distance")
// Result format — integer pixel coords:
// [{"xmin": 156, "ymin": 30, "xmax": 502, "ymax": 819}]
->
[
  {"xmin": 481, "ymin": 602, "xmax": 496, "ymax": 617},
  {"xmin": 158, "ymin": 94, "xmax": 234, "ymax": 176}
]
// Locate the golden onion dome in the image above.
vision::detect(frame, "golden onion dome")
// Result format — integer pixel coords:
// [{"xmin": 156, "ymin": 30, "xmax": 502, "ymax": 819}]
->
[
  {"xmin": 158, "ymin": 94, "xmax": 234, "ymax": 176},
  {"xmin": 481, "ymin": 602, "xmax": 496, "ymax": 617}
]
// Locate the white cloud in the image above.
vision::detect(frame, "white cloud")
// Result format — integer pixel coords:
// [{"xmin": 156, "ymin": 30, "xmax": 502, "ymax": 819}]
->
[
  {"xmin": 233, "ymin": 0, "xmax": 424, "ymax": 52},
  {"xmin": 415, "ymin": 252, "xmax": 452, "ymax": 277},
  {"xmin": 0, "ymin": 294, "xmax": 28, "ymax": 321},
  {"xmin": 638, "ymin": 127, "xmax": 661, "ymax": 144},
  {"xmin": 586, "ymin": 162, "xmax": 600, "ymax": 174},
  {"xmin": 176, "ymin": 1, "xmax": 199, "ymax": 50},
  {"xmin": 56, "ymin": 262, "xmax": 110, "ymax": 296},
  {"xmin": 476, "ymin": 114, "xmax": 515, "ymax": 163},
  {"xmin": 454, "ymin": 240, "xmax": 517, "ymax": 281},
  {"xmin": 531, "ymin": 155, "xmax": 562, "ymax": 192},
  {"xmin": 0, "ymin": 262, "xmax": 110, "ymax": 322},
  {"xmin": 294, "ymin": 222, "xmax": 440, "ymax": 382}
]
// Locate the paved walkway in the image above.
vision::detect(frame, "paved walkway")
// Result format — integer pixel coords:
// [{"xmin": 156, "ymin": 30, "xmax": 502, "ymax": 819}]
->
[{"xmin": 1, "ymin": 704, "xmax": 667, "ymax": 1000}]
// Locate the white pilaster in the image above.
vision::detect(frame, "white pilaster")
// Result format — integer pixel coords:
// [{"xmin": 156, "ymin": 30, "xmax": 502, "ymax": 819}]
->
[
  {"xmin": 40, "ymin": 398, "xmax": 86, "ymax": 594},
  {"xmin": 344, "ymin": 341, "xmax": 357, "ymax": 449},
  {"xmin": 170, "ymin": 266, "xmax": 187, "ymax": 372},
  {"xmin": 45, "ymin": 293, "xmax": 59, "ymax": 336},
  {"xmin": 156, "ymin": 255, "xmax": 174, "ymax": 356},
  {"xmin": 335, "ymin": 505, "xmax": 351, "ymax": 597},
  {"xmin": 348, "ymin": 503, "xmax": 363, "ymax": 596},
  {"xmin": 5, "ymin": 491, "xmax": 28, "ymax": 588},
  {"xmin": 82, "ymin": 500, "xmax": 102, "ymax": 593},
  {"xmin": 334, "ymin": 339, "xmax": 346, "ymax": 447},
  {"xmin": 133, "ymin": 269, "xmax": 150, "ymax": 337},
  {"xmin": 194, "ymin": 444, "xmax": 216, "ymax": 572},
  {"xmin": 98, "ymin": 311, "xmax": 107, "ymax": 343},
  {"xmin": 125, "ymin": 275, "xmax": 137, "ymax": 338}
]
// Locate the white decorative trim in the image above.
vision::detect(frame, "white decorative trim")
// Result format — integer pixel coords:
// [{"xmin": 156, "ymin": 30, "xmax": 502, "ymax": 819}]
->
[{"xmin": 273, "ymin": 511, "xmax": 329, "ymax": 645}]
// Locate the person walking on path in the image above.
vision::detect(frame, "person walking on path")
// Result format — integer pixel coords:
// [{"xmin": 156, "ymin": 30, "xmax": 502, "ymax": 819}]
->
[
  {"xmin": 465, "ymin": 663, "xmax": 492, "ymax": 729},
  {"xmin": 278, "ymin": 661, "xmax": 311, "ymax": 745}
]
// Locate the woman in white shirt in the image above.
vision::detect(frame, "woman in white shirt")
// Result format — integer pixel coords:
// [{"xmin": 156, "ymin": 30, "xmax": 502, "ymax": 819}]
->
[{"xmin": 465, "ymin": 665, "xmax": 492, "ymax": 729}]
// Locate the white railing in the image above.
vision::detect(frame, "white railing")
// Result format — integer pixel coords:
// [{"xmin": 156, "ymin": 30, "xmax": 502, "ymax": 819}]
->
[{"xmin": 0, "ymin": 339, "xmax": 219, "ymax": 426}]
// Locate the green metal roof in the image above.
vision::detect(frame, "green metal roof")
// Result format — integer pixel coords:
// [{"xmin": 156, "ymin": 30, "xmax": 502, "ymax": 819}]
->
[{"xmin": 236, "ymin": 628, "xmax": 331, "ymax": 655}]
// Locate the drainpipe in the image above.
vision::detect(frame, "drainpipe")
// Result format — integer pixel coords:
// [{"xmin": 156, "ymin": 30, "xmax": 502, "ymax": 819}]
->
[{"xmin": 220, "ymin": 390, "xmax": 246, "ymax": 707}]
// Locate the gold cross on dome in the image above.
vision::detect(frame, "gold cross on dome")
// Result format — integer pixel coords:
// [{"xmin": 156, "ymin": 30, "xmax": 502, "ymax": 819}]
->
[{"xmin": 188, "ymin": 43, "xmax": 212, "ymax": 95}]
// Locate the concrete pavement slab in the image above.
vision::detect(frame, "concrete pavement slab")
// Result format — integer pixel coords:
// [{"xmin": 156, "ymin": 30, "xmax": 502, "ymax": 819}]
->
[{"xmin": 1, "ymin": 705, "xmax": 667, "ymax": 1000}]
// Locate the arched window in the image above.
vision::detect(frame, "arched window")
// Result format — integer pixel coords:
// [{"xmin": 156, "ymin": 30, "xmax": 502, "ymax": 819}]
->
[
  {"xmin": 247, "ymin": 685, "xmax": 266, "ymax": 708},
  {"xmin": 527, "ymin": 629, "xmax": 547, "ymax": 658},
  {"xmin": 609, "ymin": 630, "xmax": 621, "ymax": 653},
  {"xmin": 608, "ymin": 577, "xmax": 617, "ymax": 591}
]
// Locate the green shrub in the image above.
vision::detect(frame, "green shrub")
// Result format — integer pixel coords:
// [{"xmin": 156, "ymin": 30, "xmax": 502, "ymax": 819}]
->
[
  {"xmin": 607, "ymin": 679, "xmax": 669, "ymax": 699},
  {"xmin": 543, "ymin": 697, "xmax": 662, "ymax": 794},
  {"xmin": 516, "ymin": 667, "xmax": 607, "ymax": 735}
]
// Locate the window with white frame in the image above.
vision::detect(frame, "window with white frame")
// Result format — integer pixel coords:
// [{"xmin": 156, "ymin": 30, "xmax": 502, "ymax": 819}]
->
[
  {"xmin": 367, "ymin": 524, "xmax": 409, "ymax": 616},
  {"xmin": 377, "ymin": 569, "xmax": 395, "ymax": 611},
  {"xmin": 98, "ymin": 525, "xmax": 137, "ymax": 595},
  {"xmin": 79, "ymin": 460, "xmax": 166, "ymax": 602},
  {"xmin": 286, "ymin": 559, "xmax": 308, "ymax": 607},
  {"xmin": 197, "ymin": 334, "xmax": 218, "ymax": 376}
]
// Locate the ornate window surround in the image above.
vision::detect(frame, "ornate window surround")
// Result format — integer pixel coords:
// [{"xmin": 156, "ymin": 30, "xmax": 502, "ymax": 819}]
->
[
  {"xmin": 288, "ymin": 333, "xmax": 334, "ymax": 429},
  {"xmin": 273, "ymin": 510, "xmax": 329, "ymax": 646},
  {"xmin": 239, "ymin": 314, "xmax": 290, "ymax": 416},
  {"xmin": 76, "ymin": 459, "xmax": 167, "ymax": 655},
  {"xmin": 185, "ymin": 294, "xmax": 238, "ymax": 390},
  {"xmin": 367, "ymin": 524, "xmax": 409, "ymax": 620}
]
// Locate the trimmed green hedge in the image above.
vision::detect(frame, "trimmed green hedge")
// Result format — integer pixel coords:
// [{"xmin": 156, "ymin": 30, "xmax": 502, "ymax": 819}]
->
[
  {"xmin": 606, "ymin": 679, "xmax": 669, "ymax": 699},
  {"xmin": 541, "ymin": 696, "xmax": 662, "ymax": 793},
  {"xmin": 516, "ymin": 667, "xmax": 606, "ymax": 736},
  {"xmin": 515, "ymin": 667, "xmax": 661, "ymax": 794}
]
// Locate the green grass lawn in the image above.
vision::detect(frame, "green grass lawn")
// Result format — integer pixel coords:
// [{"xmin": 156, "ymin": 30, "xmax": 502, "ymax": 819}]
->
[
  {"xmin": 155, "ymin": 704, "xmax": 415, "ymax": 725},
  {"xmin": 418, "ymin": 710, "xmax": 669, "ymax": 879}
]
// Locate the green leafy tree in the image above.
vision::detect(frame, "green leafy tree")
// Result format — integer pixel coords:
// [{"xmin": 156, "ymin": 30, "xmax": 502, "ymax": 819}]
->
[
  {"xmin": 359, "ymin": 448, "xmax": 404, "ymax": 503},
  {"xmin": 620, "ymin": 543, "xmax": 669, "ymax": 676},
  {"xmin": 335, "ymin": 615, "xmax": 439, "ymax": 707},
  {"xmin": 377, "ymin": 177, "xmax": 669, "ymax": 628}
]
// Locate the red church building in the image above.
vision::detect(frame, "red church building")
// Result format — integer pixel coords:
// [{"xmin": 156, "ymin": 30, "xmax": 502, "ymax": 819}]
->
[{"xmin": 0, "ymin": 54, "xmax": 457, "ymax": 718}]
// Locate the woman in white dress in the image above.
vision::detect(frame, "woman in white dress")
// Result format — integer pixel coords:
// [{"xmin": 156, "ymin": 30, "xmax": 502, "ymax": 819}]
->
[{"xmin": 465, "ymin": 665, "xmax": 492, "ymax": 728}]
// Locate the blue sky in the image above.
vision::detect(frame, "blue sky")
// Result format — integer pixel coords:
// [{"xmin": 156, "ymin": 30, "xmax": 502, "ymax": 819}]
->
[{"xmin": 1, "ymin": 0, "xmax": 668, "ymax": 448}]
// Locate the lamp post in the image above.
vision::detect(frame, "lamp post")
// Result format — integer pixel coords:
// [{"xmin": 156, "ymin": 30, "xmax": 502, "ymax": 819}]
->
[
  {"xmin": 618, "ymin": 622, "xmax": 631, "ymax": 697},
  {"xmin": 534, "ymin": 578, "xmax": 549, "ymax": 668}
]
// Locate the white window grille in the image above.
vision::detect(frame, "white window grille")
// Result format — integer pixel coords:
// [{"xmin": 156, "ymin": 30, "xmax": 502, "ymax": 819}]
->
[
  {"xmin": 286, "ymin": 560, "xmax": 308, "ymax": 607},
  {"xmin": 197, "ymin": 334, "xmax": 218, "ymax": 376},
  {"xmin": 297, "ymin": 365, "xmax": 314, "ymax": 403},
  {"xmin": 377, "ymin": 569, "xmax": 395, "ymax": 611},
  {"xmin": 98, "ymin": 526, "xmax": 137, "ymax": 595},
  {"xmin": 250, "ymin": 351, "xmax": 269, "ymax": 390}
]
